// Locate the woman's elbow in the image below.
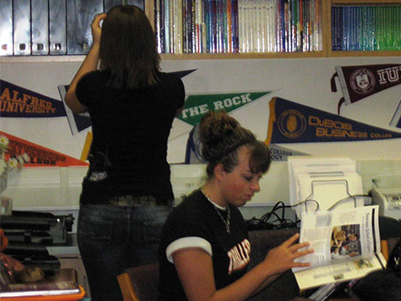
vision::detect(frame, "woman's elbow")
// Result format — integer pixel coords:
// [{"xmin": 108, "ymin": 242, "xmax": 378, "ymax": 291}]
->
[{"xmin": 65, "ymin": 92, "xmax": 87, "ymax": 114}]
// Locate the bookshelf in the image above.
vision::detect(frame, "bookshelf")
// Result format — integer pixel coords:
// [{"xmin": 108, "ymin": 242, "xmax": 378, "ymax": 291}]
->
[
  {"xmin": 150, "ymin": 0, "xmax": 328, "ymax": 58},
  {"xmin": 1, "ymin": 0, "xmax": 401, "ymax": 62},
  {"xmin": 328, "ymin": 0, "xmax": 401, "ymax": 57},
  {"xmin": 147, "ymin": 0, "xmax": 401, "ymax": 60}
]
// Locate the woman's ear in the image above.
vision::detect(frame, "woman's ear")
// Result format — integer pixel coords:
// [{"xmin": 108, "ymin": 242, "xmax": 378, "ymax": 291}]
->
[{"xmin": 214, "ymin": 163, "xmax": 226, "ymax": 180}]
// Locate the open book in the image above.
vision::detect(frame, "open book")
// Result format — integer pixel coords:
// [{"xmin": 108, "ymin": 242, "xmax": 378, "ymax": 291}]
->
[{"xmin": 293, "ymin": 205, "xmax": 386, "ymax": 291}]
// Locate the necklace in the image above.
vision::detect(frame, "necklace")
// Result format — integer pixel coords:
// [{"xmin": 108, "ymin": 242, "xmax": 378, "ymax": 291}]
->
[{"xmin": 201, "ymin": 188, "xmax": 231, "ymax": 234}]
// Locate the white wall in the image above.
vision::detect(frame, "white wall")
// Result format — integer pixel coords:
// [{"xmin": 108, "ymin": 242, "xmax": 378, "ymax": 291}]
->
[
  {"xmin": 2, "ymin": 56, "xmax": 401, "ymax": 164},
  {"xmin": 2, "ymin": 56, "xmax": 401, "ymax": 215},
  {"xmin": 4, "ymin": 159, "xmax": 401, "ymax": 209}
]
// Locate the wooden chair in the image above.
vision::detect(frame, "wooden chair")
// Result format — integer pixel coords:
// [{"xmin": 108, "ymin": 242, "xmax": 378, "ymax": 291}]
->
[{"xmin": 117, "ymin": 263, "xmax": 159, "ymax": 301}]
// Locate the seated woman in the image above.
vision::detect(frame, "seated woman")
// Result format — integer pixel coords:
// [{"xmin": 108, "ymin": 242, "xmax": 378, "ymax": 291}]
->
[{"xmin": 158, "ymin": 110, "xmax": 313, "ymax": 301}]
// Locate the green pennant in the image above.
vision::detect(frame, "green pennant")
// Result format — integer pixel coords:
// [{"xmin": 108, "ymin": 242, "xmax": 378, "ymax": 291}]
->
[{"xmin": 178, "ymin": 91, "xmax": 273, "ymax": 126}]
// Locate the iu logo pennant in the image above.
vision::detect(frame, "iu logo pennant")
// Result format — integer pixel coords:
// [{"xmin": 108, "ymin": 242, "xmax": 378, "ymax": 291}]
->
[{"xmin": 331, "ymin": 64, "xmax": 401, "ymax": 114}]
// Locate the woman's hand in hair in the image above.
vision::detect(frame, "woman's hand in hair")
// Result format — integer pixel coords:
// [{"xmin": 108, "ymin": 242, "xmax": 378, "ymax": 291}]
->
[
  {"xmin": 65, "ymin": 12, "xmax": 106, "ymax": 114},
  {"xmin": 91, "ymin": 13, "xmax": 107, "ymax": 46},
  {"xmin": 263, "ymin": 233, "xmax": 313, "ymax": 275}
]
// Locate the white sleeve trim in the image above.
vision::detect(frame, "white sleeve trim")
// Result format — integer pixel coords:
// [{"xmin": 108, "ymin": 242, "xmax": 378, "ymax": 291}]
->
[{"xmin": 166, "ymin": 237, "xmax": 212, "ymax": 263}]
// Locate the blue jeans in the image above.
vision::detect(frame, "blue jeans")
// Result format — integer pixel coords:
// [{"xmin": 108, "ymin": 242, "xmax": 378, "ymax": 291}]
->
[{"xmin": 77, "ymin": 203, "xmax": 172, "ymax": 301}]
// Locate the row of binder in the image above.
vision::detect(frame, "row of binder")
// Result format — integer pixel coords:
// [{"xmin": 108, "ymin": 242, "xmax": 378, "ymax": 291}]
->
[{"xmin": 0, "ymin": 0, "xmax": 144, "ymax": 56}]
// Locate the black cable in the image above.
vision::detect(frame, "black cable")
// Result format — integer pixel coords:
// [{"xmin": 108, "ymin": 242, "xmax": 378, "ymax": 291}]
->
[
  {"xmin": 250, "ymin": 201, "xmax": 299, "ymax": 230},
  {"xmin": 327, "ymin": 194, "xmax": 369, "ymax": 211}
]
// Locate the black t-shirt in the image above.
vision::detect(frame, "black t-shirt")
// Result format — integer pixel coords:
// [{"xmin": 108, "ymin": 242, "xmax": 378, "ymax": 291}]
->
[
  {"xmin": 158, "ymin": 189, "xmax": 250, "ymax": 301},
  {"xmin": 76, "ymin": 70, "xmax": 185, "ymax": 203}
]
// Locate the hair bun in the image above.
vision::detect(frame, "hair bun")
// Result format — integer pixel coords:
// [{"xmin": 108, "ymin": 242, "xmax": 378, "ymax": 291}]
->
[{"xmin": 200, "ymin": 110, "xmax": 239, "ymax": 144}]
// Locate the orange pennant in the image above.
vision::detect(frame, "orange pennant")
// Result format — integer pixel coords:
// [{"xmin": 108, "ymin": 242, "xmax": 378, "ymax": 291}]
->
[{"xmin": 0, "ymin": 131, "xmax": 88, "ymax": 167}]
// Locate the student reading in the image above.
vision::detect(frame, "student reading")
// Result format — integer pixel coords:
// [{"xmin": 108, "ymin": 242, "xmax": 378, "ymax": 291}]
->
[
  {"xmin": 158, "ymin": 110, "xmax": 312, "ymax": 301},
  {"xmin": 65, "ymin": 5, "xmax": 185, "ymax": 301}
]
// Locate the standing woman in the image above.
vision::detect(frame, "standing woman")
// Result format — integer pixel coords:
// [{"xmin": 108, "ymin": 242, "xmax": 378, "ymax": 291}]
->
[
  {"xmin": 65, "ymin": 5, "xmax": 185, "ymax": 301},
  {"xmin": 158, "ymin": 111, "xmax": 312, "ymax": 301}
]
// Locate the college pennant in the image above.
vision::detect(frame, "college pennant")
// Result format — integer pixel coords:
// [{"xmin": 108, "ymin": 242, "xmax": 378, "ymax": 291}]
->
[
  {"xmin": 267, "ymin": 144, "xmax": 309, "ymax": 161},
  {"xmin": 266, "ymin": 97, "xmax": 401, "ymax": 144},
  {"xmin": 331, "ymin": 64, "xmax": 401, "ymax": 114},
  {"xmin": 0, "ymin": 131, "xmax": 88, "ymax": 167},
  {"xmin": 178, "ymin": 91, "xmax": 273, "ymax": 126},
  {"xmin": 57, "ymin": 85, "xmax": 91, "ymax": 135},
  {"xmin": 0, "ymin": 79, "xmax": 66, "ymax": 117},
  {"xmin": 184, "ymin": 123, "xmax": 205, "ymax": 164}
]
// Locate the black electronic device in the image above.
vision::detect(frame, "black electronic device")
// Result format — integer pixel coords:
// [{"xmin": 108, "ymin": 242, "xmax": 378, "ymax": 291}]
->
[{"xmin": 1, "ymin": 210, "xmax": 75, "ymax": 276}]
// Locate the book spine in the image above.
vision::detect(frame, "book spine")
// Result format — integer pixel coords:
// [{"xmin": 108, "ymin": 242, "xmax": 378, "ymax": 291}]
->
[
  {"xmin": 360, "ymin": 6, "xmax": 366, "ymax": 51},
  {"xmin": 171, "ymin": 0, "xmax": 176, "ymax": 53},
  {"xmin": 238, "ymin": 0, "xmax": 244, "ymax": 52},
  {"xmin": 191, "ymin": 0, "xmax": 196, "ymax": 53},
  {"xmin": 283, "ymin": 0, "xmax": 288, "ymax": 52},
  {"xmin": 302, "ymin": 0, "xmax": 308, "ymax": 51},
  {"xmin": 182, "ymin": 0, "xmax": 188, "ymax": 53},
  {"xmin": 375, "ymin": 6, "xmax": 381, "ymax": 50},
  {"xmin": 216, "ymin": 0, "xmax": 222, "ymax": 52},
  {"xmin": 331, "ymin": 6, "xmax": 337, "ymax": 51},
  {"xmin": 231, "ymin": 0, "xmax": 239, "ymax": 53},
  {"xmin": 278, "ymin": 0, "xmax": 285, "ymax": 52},
  {"xmin": 272, "ymin": 0, "xmax": 277, "ymax": 52},
  {"xmin": 342, "ymin": 6, "xmax": 347, "ymax": 50},
  {"xmin": 292, "ymin": 0, "xmax": 296, "ymax": 51},
  {"xmin": 170, "ymin": 0, "xmax": 175, "ymax": 52},
  {"xmin": 242, "ymin": 0, "xmax": 248, "ymax": 52},
  {"xmin": 384, "ymin": 6, "xmax": 389, "ymax": 50},
  {"xmin": 396, "ymin": 6, "xmax": 400, "ymax": 50},
  {"xmin": 338, "ymin": 6, "xmax": 343, "ymax": 51},
  {"xmin": 226, "ymin": 0, "xmax": 232, "ymax": 53},
  {"xmin": 164, "ymin": 0, "xmax": 170, "ymax": 53},
  {"xmin": 267, "ymin": 0, "xmax": 273, "ymax": 52},
  {"xmin": 204, "ymin": 0, "xmax": 210, "ymax": 52},
  {"xmin": 223, "ymin": 0, "xmax": 228, "ymax": 53},
  {"xmin": 349, "ymin": 6, "xmax": 355, "ymax": 51},
  {"xmin": 155, "ymin": 0, "xmax": 162, "ymax": 53},
  {"xmin": 370, "ymin": 5, "xmax": 376, "ymax": 50},
  {"xmin": 356, "ymin": 6, "xmax": 362, "ymax": 51},
  {"xmin": 194, "ymin": 0, "xmax": 202, "ymax": 53},
  {"xmin": 262, "ymin": 0, "xmax": 268, "ymax": 52},
  {"xmin": 211, "ymin": 0, "xmax": 217, "ymax": 53},
  {"xmin": 316, "ymin": 0, "xmax": 322, "ymax": 51},
  {"xmin": 177, "ymin": 0, "xmax": 183, "ymax": 53},
  {"xmin": 298, "ymin": 0, "xmax": 303, "ymax": 52}
]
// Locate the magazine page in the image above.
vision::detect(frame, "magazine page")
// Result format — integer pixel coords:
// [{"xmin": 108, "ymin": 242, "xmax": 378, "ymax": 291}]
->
[
  {"xmin": 291, "ymin": 205, "xmax": 385, "ymax": 291},
  {"xmin": 293, "ymin": 205, "xmax": 381, "ymax": 272},
  {"xmin": 294, "ymin": 252, "xmax": 386, "ymax": 291}
]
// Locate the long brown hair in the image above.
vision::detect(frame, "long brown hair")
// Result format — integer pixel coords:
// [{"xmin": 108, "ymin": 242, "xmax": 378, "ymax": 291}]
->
[{"xmin": 99, "ymin": 5, "xmax": 161, "ymax": 89}]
